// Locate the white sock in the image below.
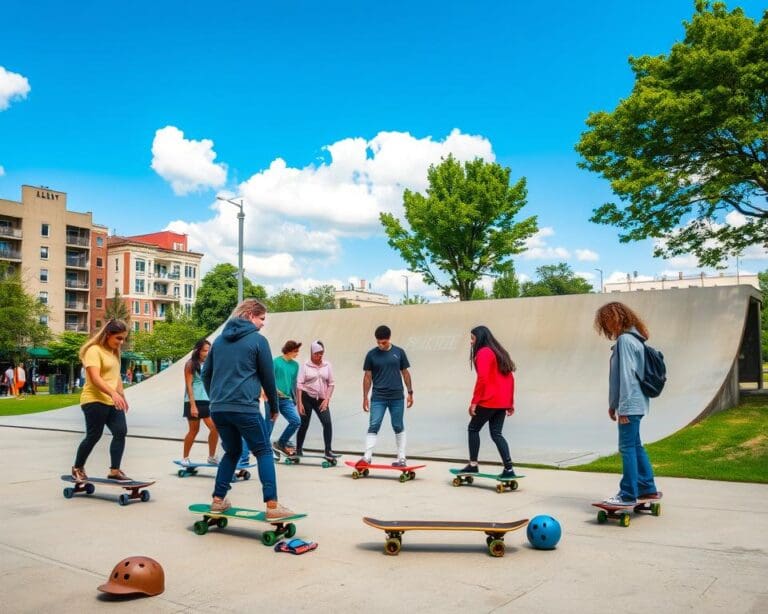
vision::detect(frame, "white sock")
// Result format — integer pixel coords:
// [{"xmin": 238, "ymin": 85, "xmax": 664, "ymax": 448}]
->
[
  {"xmin": 364, "ymin": 433, "xmax": 377, "ymax": 461},
  {"xmin": 396, "ymin": 431, "xmax": 406, "ymax": 460}
]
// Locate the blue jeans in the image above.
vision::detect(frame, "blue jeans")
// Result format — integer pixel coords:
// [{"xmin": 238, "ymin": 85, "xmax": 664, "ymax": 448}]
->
[
  {"xmin": 212, "ymin": 411, "xmax": 277, "ymax": 502},
  {"xmin": 368, "ymin": 398, "xmax": 405, "ymax": 434},
  {"xmin": 265, "ymin": 398, "xmax": 301, "ymax": 447},
  {"xmin": 618, "ymin": 415, "xmax": 657, "ymax": 501}
]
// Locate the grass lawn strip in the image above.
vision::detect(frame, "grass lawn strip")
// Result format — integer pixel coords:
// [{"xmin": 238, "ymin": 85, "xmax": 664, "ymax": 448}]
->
[{"xmin": 0, "ymin": 393, "xmax": 81, "ymax": 417}]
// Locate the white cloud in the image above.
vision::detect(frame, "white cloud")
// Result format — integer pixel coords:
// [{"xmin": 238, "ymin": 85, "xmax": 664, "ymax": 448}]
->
[
  {"xmin": 151, "ymin": 126, "xmax": 227, "ymax": 195},
  {"xmin": 0, "ymin": 165, "xmax": 5, "ymax": 177},
  {"xmin": 605, "ymin": 271, "xmax": 655, "ymax": 284},
  {"xmin": 575, "ymin": 248, "xmax": 599, "ymax": 262},
  {"xmin": 0, "ymin": 66, "xmax": 30, "ymax": 111},
  {"xmin": 575, "ymin": 271, "xmax": 596, "ymax": 281},
  {"xmin": 521, "ymin": 227, "xmax": 571, "ymax": 260}
]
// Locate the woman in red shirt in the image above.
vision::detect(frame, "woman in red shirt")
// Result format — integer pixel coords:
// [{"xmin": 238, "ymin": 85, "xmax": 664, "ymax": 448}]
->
[{"xmin": 460, "ymin": 325, "xmax": 517, "ymax": 478}]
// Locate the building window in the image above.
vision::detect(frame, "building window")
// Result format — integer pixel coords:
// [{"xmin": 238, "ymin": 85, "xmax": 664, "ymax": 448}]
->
[
  {"xmin": 40, "ymin": 246, "xmax": 49, "ymax": 259},
  {"xmin": 115, "ymin": 258, "xmax": 119, "ymax": 271},
  {"xmin": 174, "ymin": 242, "xmax": 184, "ymax": 251},
  {"xmin": 135, "ymin": 279, "xmax": 145, "ymax": 293},
  {"xmin": 185, "ymin": 304, "xmax": 192, "ymax": 315},
  {"xmin": 96, "ymin": 257, "xmax": 103, "ymax": 268},
  {"xmin": 144, "ymin": 302, "xmax": 150, "ymax": 314},
  {"xmin": 96, "ymin": 298, "xmax": 103, "ymax": 308},
  {"xmin": 173, "ymin": 285, "xmax": 180, "ymax": 298},
  {"xmin": 40, "ymin": 315, "xmax": 49, "ymax": 326},
  {"xmin": 95, "ymin": 320, "xmax": 102, "ymax": 328},
  {"xmin": 133, "ymin": 301, "xmax": 140, "ymax": 314},
  {"xmin": 184, "ymin": 284, "xmax": 194, "ymax": 299},
  {"xmin": 135, "ymin": 259, "xmax": 146, "ymax": 274},
  {"xmin": 40, "ymin": 268, "xmax": 48, "ymax": 283},
  {"xmin": 185, "ymin": 264, "xmax": 196, "ymax": 278},
  {"xmin": 133, "ymin": 321, "xmax": 139, "ymax": 332},
  {"xmin": 38, "ymin": 291, "xmax": 48, "ymax": 304},
  {"xmin": 144, "ymin": 322, "xmax": 150, "ymax": 331},
  {"xmin": 41, "ymin": 223, "xmax": 50, "ymax": 237},
  {"xmin": 96, "ymin": 278, "xmax": 103, "ymax": 288},
  {"xmin": 96, "ymin": 237, "xmax": 104, "ymax": 247}
]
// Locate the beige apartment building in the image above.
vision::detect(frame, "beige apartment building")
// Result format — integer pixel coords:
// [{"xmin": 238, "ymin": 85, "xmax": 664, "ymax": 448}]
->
[
  {"xmin": 0, "ymin": 185, "xmax": 108, "ymax": 334},
  {"xmin": 604, "ymin": 271, "xmax": 760, "ymax": 293},
  {"xmin": 107, "ymin": 231, "xmax": 203, "ymax": 333},
  {"xmin": 333, "ymin": 280, "xmax": 390, "ymax": 308}
]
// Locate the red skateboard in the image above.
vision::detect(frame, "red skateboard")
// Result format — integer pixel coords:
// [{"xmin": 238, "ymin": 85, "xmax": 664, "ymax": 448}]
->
[
  {"xmin": 344, "ymin": 460, "xmax": 426, "ymax": 483},
  {"xmin": 592, "ymin": 492, "xmax": 663, "ymax": 527}
]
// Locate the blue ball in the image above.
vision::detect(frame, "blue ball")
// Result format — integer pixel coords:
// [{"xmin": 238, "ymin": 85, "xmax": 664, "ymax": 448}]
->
[{"xmin": 527, "ymin": 515, "xmax": 562, "ymax": 550}]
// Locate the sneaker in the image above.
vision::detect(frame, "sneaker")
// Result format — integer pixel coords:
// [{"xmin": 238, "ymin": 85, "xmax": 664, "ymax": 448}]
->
[
  {"xmin": 324, "ymin": 451, "xmax": 340, "ymax": 458},
  {"xmin": 459, "ymin": 464, "xmax": 479, "ymax": 473},
  {"xmin": 107, "ymin": 469, "xmax": 132, "ymax": 482},
  {"xmin": 71, "ymin": 466, "xmax": 88, "ymax": 482},
  {"xmin": 638, "ymin": 491, "xmax": 662, "ymax": 500},
  {"xmin": 500, "ymin": 467, "xmax": 518, "ymax": 479},
  {"xmin": 207, "ymin": 456, "xmax": 219, "ymax": 465},
  {"xmin": 355, "ymin": 457, "xmax": 370, "ymax": 469},
  {"xmin": 391, "ymin": 459, "xmax": 408, "ymax": 468},
  {"xmin": 266, "ymin": 502, "xmax": 296, "ymax": 521},
  {"xmin": 295, "ymin": 449, "xmax": 304, "ymax": 457},
  {"xmin": 603, "ymin": 494, "xmax": 637, "ymax": 506},
  {"xmin": 210, "ymin": 497, "xmax": 231, "ymax": 513},
  {"xmin": 180, "ymin": 458, "xmax": 192, "ymax": 467},
  {"xmin": 273, "ymin": 441, "xmax": 296, "ymax": 456}
]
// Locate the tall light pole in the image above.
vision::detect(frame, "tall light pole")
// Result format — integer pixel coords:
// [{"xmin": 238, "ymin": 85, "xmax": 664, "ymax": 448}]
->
[
  {"xmin": 401, "ymin": 274, "xmax": 410, "ymax": 302},
  {"xmin": 216, "ymin": 196, "xmax": 245, "ymax": 303},
  {"xmin": 594, "ymin": 268, "xmax": 604, "ymax": 293}
]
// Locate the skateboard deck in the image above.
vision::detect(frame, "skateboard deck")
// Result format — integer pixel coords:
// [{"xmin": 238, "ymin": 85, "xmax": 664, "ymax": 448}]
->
[
  {"xmin": 173, "ymin": 460, "xmax": 256, "ymax": 480},
  {"xmin": 592, "ymin": 492, "xmax": 663, "ymax": 527},
  {"xmin": 60, "ymin": 475, "xmax": 155, "ymax": 506},
  {"xmin": 363, "ymin": 516, "xmax": 529, "ymax": 557},
  {"xmin": 281, "ymin": 453, "xmax": 341, "ymax": 468},
  {"xmin": 344, "ymin": 460, "xmax": 426, "ymax": 482},
  {"xmin": 188, "ymin": 503, "xmax": 307, "ymax": 546},
  {"xmin": 449, "ymin": 468, "xmax": 526, "ymax": 493}
]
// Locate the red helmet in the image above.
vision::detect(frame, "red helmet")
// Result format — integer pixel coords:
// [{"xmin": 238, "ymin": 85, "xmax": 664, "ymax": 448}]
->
[{"xmin": 98, "ymin": 556, "xmax": 164, "ymax": 596}]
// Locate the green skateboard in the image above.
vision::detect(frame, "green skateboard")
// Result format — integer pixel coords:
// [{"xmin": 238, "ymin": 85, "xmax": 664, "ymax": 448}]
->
[
  {"xmin": 280, "ymin": 453, "xmax": 340, "ymax": 468},
  {"xmin": 188, "ymin": 503, "xmax": 306, "ymax": 546},
  {"xmin": 449, "ymin": 468, "xmax": 525, "ymax": 493}
]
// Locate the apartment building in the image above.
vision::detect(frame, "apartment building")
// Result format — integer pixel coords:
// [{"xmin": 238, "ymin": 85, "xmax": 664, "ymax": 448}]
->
[
  {"xmin": 0, "ymin": 185, "xmax": 108, "ymax": 334},
  {"xmin": 107, "ymin": 231, "xmax": 203, "ymax": 333},
  {"xmin": 604, "ymin": 271, "xmax": 760, "ymax": 293}
]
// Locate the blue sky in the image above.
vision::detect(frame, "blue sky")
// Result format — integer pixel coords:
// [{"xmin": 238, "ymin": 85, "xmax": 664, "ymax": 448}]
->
[{"xmin": 1, "ymin": 1, "xmax": 765, "ymax": 300}]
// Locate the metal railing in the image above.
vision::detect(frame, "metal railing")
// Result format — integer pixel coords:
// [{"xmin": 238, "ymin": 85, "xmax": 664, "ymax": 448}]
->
[
  {"xmin": 154, "ymin": 271, "xmax": 181, "ymax": 280},
  {"xmin": 64, "ymin": 323, "xmax": 88, "ymax": 332},
  {"xmin": 66, "ymin": 235, "xmax": 90, "ymax": 247},
  {"xmin": 0, "ymin": 226, "xmax": 22, "ymax": 239},
  {"xmin": 65, "ymin": 301, "xmax": 89, "ymax": 310},
  {"xmin": 64, "ymin": 279, "xmax": 89, "ymax": 289},
  {"xmin": 0, "ymin": 249, "xmax": 22, "ymax": 260},
  {"xmin": 66, "ymin": 257, "xmax": 89, "ymax": 268}
]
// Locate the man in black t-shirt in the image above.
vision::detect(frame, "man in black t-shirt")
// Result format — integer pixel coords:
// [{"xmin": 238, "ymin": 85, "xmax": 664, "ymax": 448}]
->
[{"xmin": 356, "ymin": 325, "xmax": 413, "ymax": 468}]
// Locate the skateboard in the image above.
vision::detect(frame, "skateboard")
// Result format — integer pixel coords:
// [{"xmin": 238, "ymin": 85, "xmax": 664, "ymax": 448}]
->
[
  {"xmin": 188, "ymin": 503, "xmax": 307, "ymax": 546},
  {"xmin": 344, "ymin": 460, "xmax": 426, "ymax": 483},
  {"xmin": 60, "ymin": 475, "xmax": 155, "ymax": 506},
  {"xmin": 280, "ymin": 453, "xmax": 341, "ymax": 468},
  {"xmin": 173, "ymin": 460, "xmax": 255, "ymax": 480},
  {"xmin": 363, "ymin": 516, "xmax": 529, "ymax": 557},
  {"xmin": 449, "ymin": 468, "xmax": 526, "ymax": 493},
  {"xmin": 592, "ymin": 492, "xmax": 663, "ymax": 527}
]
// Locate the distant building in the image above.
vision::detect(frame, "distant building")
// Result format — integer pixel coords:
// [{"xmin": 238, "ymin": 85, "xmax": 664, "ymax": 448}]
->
[
  {"xmin": 0, "ymin": 185, "xmax": 108, "ymax": 334},
  {"xmin": 106, "ymin": 231, "xmax": 203, "ymax": 333},
  {"xmin": 334, "ymin": 279, "xmax": 390, "ymax": 308},
  {"xmin": 604, "ymin": 272, "xmax": 760, "ymax": 293}
]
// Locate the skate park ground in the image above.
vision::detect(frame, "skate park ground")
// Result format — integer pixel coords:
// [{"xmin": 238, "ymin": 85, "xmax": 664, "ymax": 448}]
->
[{"xmin": 1, "ymin": 427, "xmax": 766, "ymax": 614}]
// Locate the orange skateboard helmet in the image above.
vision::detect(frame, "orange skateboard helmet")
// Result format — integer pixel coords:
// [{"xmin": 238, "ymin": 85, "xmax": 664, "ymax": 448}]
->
[{"xmin": 98, "ymin": 556, "xmax": 164, "ymax": 596}]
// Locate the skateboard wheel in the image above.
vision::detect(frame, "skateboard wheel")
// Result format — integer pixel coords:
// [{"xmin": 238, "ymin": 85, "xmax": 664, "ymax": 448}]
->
[
  {"xmin": 63, "ymin": 487, "xmax": 74, "ymax": 499},
  {"xmin": 510, "ymin": 481, "xmax": 518, "ymax": 491},
  {"xmin": 385, "ymin": 538, "xmax": 401, "ymax": 555},
  {"xmin": 284, "ymin": 458, "xmax": 292, "ymax": 465},
  {"xmin": 285, "ymin": 523, "xmax": 297, "ymax": 538},
  {"xmin": 84, "ymin": 483, "xmax": 95, "ymax": 495},
  {"xmin": 242, "ymin": 471, "xmax": 251, "ymax": 480},
  {"xmin": 651, "ymin": 503, "xmax": 661, "ymax": 517},
  {"xmin": 620, "ymin": 513, "xmax": 631, "ymax": 527},
  {"xmin": 321, "ymin": 461, "xmax": 330, "ymax": 468},
  {"xmin": 488, "ymin": 539, "xmax": 505, "ymax": 557},
  {"xmin": 216, "ymin": 517, "xmax": 228, "ymax": 529},
  {"xmin": 331, "ymin": 459, "xmax": 338, "ymax": 466},
  {"xmin": 465, "ymin": 476, "xmax": 473, "ymax": 485},
  {"xmin": 262, "ymin": 531, "xmax": 278, "ymax": 546},
  {"xmin": 597, "ymin": 510, "xmax": 608, "ymax": 524},
  {"xmin": 118, "ymin": 494, "xmax": 129, "ymax": 506},
  {"xmin": 496, "ymin": 484, "xmax": 504, "ymax": 494},
  {"xmin": 452, "ymin": 477, "xmax": 462, "ymax": 487},
  {"xmin": 352, "ymin": 470, "xmax": 360, "ymax": 479},
  {"xmin": 408, "ymin": 471, "xmax": 416, "ymax": 480},
  {"xmin": 399, "ymin": 473, "xmax": 408, "ymax": 483},
  {"xmin": 193, "ymin": 520, "xmax": 208, "ymax": 535},
  {"xmin": 292, "ymin": 458, "xmax": 300, "ymax": 464},
  {"xmin": 177, "ymin": 469, "xmax": 186, "ymax": 478},
  {"xmin": 140, "ymin": 490, "xmax": 150, "ymax": 502},
  {"xmin": 362, "ymin": 468, "xmax": 369, "ymax": 477}
]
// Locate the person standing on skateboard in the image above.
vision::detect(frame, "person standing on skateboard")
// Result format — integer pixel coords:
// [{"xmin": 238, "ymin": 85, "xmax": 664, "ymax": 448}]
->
[
  {"xmin": 594, "ymin": 301, "xmax": 660, "ymax": 506},
  {"xmin": 202, "ymin": 298, "xmax": 294, "ymax": 519},
  {"xmin": 296, "ymin": 340, "xmax": 339, "ymax": 462},
  {"xmin": 357, "ymin": 325, "xmax": 413, "ymax": 468},
  {"xmin": 268, "ymin": 340, "xmax": 303, "ymax": 457},
  {"xmin": 71, "ymin": 319, "xmax": 131, "ymax": 483},
  {"xmin": 459, "ymin": 325, "xmax": 518, "ymax": 479},
  {"xmin": 180, "ymin": 339, "xmax": 219, "ymax": 466}
]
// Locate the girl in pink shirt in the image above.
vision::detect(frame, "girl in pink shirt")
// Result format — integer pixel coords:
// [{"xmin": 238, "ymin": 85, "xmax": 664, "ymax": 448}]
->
[
  {"xmin": 460, "ymin": 325, "xmax": 517, "ymax": 478},
  {"xmin": 296, "ymin": 341, "xmax": 339, "ymax": 462}
]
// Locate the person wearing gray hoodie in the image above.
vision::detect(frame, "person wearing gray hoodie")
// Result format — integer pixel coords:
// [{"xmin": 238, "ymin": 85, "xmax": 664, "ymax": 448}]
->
[{"xmin": 202, "ymin": 299, "xmax": 295, "ymax": 519}]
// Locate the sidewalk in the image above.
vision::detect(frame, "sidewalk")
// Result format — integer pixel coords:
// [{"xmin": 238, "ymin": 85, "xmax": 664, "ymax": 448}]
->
[{"xmin": 1, "ymin": 427, "xmax": 766, "ymax": 613}]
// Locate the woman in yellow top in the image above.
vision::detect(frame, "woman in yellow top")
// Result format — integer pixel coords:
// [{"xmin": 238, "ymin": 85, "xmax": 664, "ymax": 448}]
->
[{"xmin": 71, "ymin": 319, "xmax": 131, "ymax": 482}]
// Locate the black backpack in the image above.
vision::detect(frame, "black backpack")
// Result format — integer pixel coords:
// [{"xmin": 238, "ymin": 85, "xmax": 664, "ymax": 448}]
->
[{"xmin": 627, "ymin": 332, "xmax": 667, "ymax": 398}]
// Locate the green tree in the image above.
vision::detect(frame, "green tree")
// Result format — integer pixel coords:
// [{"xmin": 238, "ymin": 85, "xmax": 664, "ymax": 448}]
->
[
  {"xmin": 400, "ymin": 294, "xmax": 429, "ymax": 305},
  {"xmin": 267, "ymin": 285, "xmax": 337, "ymax": 313},
  {"xmin": 759, "ymin": 270, "xmax": 768, "ymax": 358},
  {"xmin": 48, "ymin": 332, "xmax": 87, "ymax": 391},
  {"xmin": 380, "ymin": 155, "xmax": 538, "ymax": 300},
  {"xmin": 105, "ymin": 289, "xmax": 131, "ymax": 324},
  {"xmin": 576, "ymin": 1, "xmax": 768, "ymax": 267},
  {"xmin": 520, "ymin": 263, "xmax": 593, "ymax": 297},
  {"xmin": 193, "ymin": 264, "xmax": 267, "ymax": 332},
  {"xmin": 0, "ymin": 264, "xmax": 50, "ymax": 359},
  {"xmin": 492, "ymin": 267, "xmax": 521, "ymax": 299},
  {"xmin": 304, "ymin": 285, "xmax": 336, "ymax": 310},
  {"xmin": 132, "ymin": 313, "xmax": 208, "ymax": 372},
  {"xmin": 470, "ymin": 286, "xmax": 490, "ymax": 300}
]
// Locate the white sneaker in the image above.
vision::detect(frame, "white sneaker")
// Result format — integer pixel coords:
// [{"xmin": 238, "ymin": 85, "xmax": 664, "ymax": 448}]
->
[
  {"xmin": 603, "ymin": 494, "xmax": 636, "ymax": 506},
  {"xmin": 207, "ymin": 456, "xmax": 219, "ymax": 465},
  {"xmin": 181, "ymin": 458, "xmax": 192, "ymax": 467}
]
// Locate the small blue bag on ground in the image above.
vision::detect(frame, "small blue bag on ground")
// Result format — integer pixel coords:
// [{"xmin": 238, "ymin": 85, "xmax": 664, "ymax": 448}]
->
[{"xmin": 274, "ymin": 539, "xmax": 318, "ymax": 555}]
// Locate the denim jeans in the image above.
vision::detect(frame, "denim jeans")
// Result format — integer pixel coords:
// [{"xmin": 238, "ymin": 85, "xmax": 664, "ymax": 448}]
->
[
  {"xmin": 265, "ymin": 398, "xmax": 301, "ymax": 447},
  {"xmin": 368, "ymin": 398, "xmax": 405, "ymax": 434},
  {"xmin": 618, "ymin": 415, "xmax": 657, "ymax": 501},
  {"xmin": 212, "ymin": 411, "xmax": 277, "ymax": 502}
]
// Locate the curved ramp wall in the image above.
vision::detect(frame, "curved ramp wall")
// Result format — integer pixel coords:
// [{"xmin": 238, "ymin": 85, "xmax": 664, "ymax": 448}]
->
[{"xmin": 0, "ymin": 286, "xmax": 758, "ymax": 466}]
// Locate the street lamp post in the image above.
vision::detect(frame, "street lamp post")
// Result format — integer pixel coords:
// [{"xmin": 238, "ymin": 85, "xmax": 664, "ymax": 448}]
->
[
  {"xmin": 401, "ymin": 274, "xmax": 410, "ymax": 302},
  {"xmin": 594, "ymin": 268, "xmax": 604, "ymax": 293},
  {"xmin": 216, "ymin": 196, "xmax": 245, "ymax": 304}
]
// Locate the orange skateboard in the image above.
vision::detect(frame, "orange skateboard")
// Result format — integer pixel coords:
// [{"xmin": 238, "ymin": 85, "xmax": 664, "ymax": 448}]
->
[
  {"xmin": 345, "ymin": 460, "xmax": 426, "ymax": 482},
  {"xmin": 592, "ymin": 492, "xmax": 663, "ymax": 527}
]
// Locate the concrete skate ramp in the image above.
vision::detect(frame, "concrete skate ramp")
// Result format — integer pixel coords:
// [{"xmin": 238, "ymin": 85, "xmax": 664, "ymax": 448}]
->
[{"xmin": 0, "ymin": 286, "xmax": 758, "ymax": 466}]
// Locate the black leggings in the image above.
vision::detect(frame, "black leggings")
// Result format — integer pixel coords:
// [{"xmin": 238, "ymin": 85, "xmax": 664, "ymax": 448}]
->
[
  {"xmin": 74, "ymin": 402, "xmax": 127, "ymax": 469},
  {"xmin": 296, "ymin": 391, "xmax": 333, "ymax": 454},
  {"xmin": 468, "ymin": 407, "xmax": 513, "ymax": 468}
]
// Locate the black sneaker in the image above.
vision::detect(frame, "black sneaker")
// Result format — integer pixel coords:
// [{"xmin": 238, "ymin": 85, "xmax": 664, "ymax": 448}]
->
[
  {"xmin": 324, "ymin": 451, "xmax": 340, "ymax": 458},
  {"xmin": 459, "ymin": 464, "xmax": 479, "ymax": 473},
  {"xmin": 500, "ymin": 467, "xmax": 517, "ymax": 479}
]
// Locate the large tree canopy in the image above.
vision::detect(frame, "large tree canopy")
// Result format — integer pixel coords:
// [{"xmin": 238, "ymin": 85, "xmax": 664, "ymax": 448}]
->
[
  {"xmin": 0, "ymin": 265, "xmax": 50, "ymax": 359},
  {"xmin": 520, "ymin": 263, "xmax": 593, "ymax": 297},
  {"xmin": 193, "ymin": 263, "xmax": 267, "ymax": 333},
  {"xmin": 577, "ymin": 1, "xmax": 768, "ymax": 266},
  {"xmin": 380, "ymin": 156, "xmax": 538, "ymax": 300}
]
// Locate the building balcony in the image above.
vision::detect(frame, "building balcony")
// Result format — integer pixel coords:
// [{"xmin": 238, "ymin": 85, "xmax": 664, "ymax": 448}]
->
[
  {"xmin": 66, "ymin": 235, "xmax": 90, "ymax": 248},
  {"xmin": 0, "ymin": 226, "xmax": 22, "ymax": 239},
  {"xmin": 0, "ymin": 248, "xmax": 22, "ymax": 261},
  {"xmin": 153, "ymin": 270, "xmax": 180, "ymax": 280},
  {"xmin": 64, "ymin": 323, "xmax": 89, "ymax": 332},
  {"xmin": 66, "ymin": 257, "xmax": 90, "ymax": 269},
  {"xmin": 65, "ymin": 278, "xmax": 89, "ymax": 289},
  {"xmin": 65, "ymin": 301, "xmax": 89, "ymax": 311},
  {"xmin": 153, "ymin": 291, "xmax": 180, "ymax": 300}
]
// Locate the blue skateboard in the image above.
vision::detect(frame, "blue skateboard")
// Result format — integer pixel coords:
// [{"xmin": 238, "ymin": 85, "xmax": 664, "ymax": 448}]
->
[{"xmin": 173, "ymin": 460, "xmax": 256, "ymax": 481}]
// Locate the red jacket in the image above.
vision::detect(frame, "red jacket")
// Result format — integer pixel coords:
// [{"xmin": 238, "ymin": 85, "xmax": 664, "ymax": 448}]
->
[{"xmin": 471, "ymin": 347, "xmax": 514, "ymax": 409}]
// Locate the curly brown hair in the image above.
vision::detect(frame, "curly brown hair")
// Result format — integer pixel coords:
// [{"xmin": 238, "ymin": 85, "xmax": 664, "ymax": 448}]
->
[{"xmin": 594, "ymin": 302, "xmax": 649, "ymax": 340}]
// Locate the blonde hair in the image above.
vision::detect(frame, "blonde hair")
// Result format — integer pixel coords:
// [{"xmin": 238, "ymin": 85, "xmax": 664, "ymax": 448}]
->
[
  {"xmin": 79, "ymin": 319, "xmax": 128, "ymax": 360},
  {"xmin": 232, "ymin": 298, "xmax": 267, "ymax": 319},
  {"xmin": 594, "ymin": 302, "xmax": 650, "ymax": 340}
]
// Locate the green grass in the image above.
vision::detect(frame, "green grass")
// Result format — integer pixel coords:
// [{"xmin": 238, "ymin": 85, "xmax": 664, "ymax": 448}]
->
[
  {"xmin": 0, "ymin": 393, "xmax": 81, "ymax": 417},
  {"xmin": 569, "ymin": 396, "xmax": 768, "ymax": 483}
]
